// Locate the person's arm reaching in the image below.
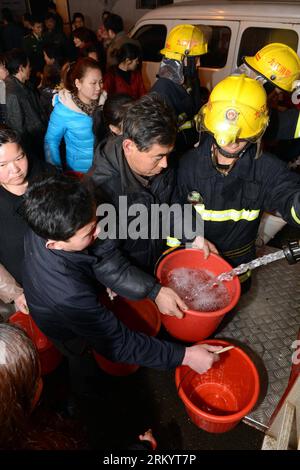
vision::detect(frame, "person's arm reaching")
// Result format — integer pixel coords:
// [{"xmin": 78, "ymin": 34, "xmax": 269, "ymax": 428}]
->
[{"xmin": 90, "ymin": 238, "xmax": 187, "ymax": 318}]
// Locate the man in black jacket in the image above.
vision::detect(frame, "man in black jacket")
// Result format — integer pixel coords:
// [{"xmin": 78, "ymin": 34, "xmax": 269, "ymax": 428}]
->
[
  {"xmin": 22, "ymin": 175, "xmax": 220, "ymax": 388},
  {"xmin": 89, "ymin": 93, "xmax": 217, "ymax": 319},
  {"xmin": 5, "ymin": 49, "xmax": 47, "ymax": 159}
]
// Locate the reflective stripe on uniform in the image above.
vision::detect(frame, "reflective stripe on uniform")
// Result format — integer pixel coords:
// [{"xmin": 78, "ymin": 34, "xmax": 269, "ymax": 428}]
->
[
  {"xmin": 194, "ymin": 206, "xmax": 260, "ymax": 222},
  {"xmin": 294, "ymin": 112, "xmax": 300, "ymax": 138},
  {"xmin": 178, "ymin": 120, "xmax": 193, "ymax": 131},
  {"xmin": 291, "ymin": 205, "xmax": 300, "ymax": 224},
  {"xmin": 222, "ymin": 241, "xmax": 255, "ymax": 259},
  {"xmin": 238, "ymin": 270, "xmax": 252, "ymax": 283},
  {"xmin": 166, "ymin": 236, "xmax": 181, "ymax": 247}
]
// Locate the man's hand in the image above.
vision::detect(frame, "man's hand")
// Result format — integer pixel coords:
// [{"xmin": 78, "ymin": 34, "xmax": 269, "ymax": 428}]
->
[
  {"xmin": 192, "ymin": 236, "xmax": 219, "ymax": 259},
  {"xmin": 14, "ymin": 293, "xmax": 29, "ymax": 314},
  {"xmin": 182, "ymin": 344, "xmax": 223, "ymax": 374},
  {"xmin": 155, "ymin": 286, "xmax": 187, "ymax": 319}
]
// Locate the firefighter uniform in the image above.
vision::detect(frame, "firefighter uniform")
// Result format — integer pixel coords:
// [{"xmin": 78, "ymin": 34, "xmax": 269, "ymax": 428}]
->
[
  {"xmin": 173, "ymin": 74, "xmax": 300, "ymax": 288},
  {"xmin": 176, "ymin": 133, "xmax": 300, "ymax": 270},
  {"xmin": 150, "ymin": 24, "xmax": 208, "ymax": 152}
]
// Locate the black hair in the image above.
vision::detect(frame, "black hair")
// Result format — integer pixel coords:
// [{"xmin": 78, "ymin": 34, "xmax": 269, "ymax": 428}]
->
[
  {"xmin": 103, "ymin": 13, "xmax": 123, "ymax": 34},
  {"xmin": 73, "ymin": 27, "xmax": 97, "ymax": 45},
  {"xmin": 122, "ymin": 93, "xmax": 177, "ymax": 151},
  {"xmin": 72, "ymin": 12, "xmax": 84, "ymax": 22},
  {"xmin": 29, "ymin": 16, "xmax": 43, "ymax": 26},
  {"xmin": 92, "ymin": 93, "xmax": 134, "ymax": 145},
  {"xmin": 23, "ymin": 13, "xmax": 32, "ymax": 23},
  {"xmin": 48, "ymin": 1, "xmax": 57, "ymax": 10},
  {"xmin": 22, "ymin": 175, "xmax": 96, "ymax": 241},
  {"xmin": 0, "ymin": 125, "xmax": 22, "ymax": 147},
  {"xmin": 5, "ymin": 49, "xmax": 29, "ymax": 76},
  {"xmin": 44, "ymin": 12, "xmax": 57, "ymax": 22},
  {"xmin": 43, "ymin": 43, "xmax": 64, "ymax": 66},
  {"xmin": 40, "ymin": 64, "xmax": 61, "ymax": 88},
  {"xmin": 102, "ymin": 11, "xmax": 110, "ymax": 21},
  {"xmin": 114, "ymin": 43, "xmax": 141, "ymax": 65},
  {"xmin": 2, "ymin": 8, "xmax": 14, "ymax": 23},
  {"xmin": 0, "ymin": 53, "xmax": 7, "ymax": 67}
]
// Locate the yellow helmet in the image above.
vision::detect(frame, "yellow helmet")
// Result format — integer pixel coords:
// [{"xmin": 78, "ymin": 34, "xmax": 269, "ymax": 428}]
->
[
  {"xmin": 197, "ymin": 75, "xmax": 269, "ymax": 146},
  {"xmin": 160, "ymin": 24, "xmax": 208, "ymax": 61},
  {"xmin": 244, "ymin": 43, "xmax": 300, "ymax": 92}
]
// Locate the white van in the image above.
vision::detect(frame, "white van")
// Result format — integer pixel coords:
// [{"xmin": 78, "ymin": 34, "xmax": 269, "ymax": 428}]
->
[{"xmin": 130, "ymin": 0, "xmax": 300, "ymax": 91}]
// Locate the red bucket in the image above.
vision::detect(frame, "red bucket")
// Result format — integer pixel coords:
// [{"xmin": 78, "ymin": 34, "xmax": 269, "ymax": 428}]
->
[
  {"xmin": 175, "ymin": 340, "xmax": 260, "ymax": 433},
  {"xmin": 156, "ymin": 249, "xmax": 241, "ymax": 342},
  {"xmin": 93, "ymin": 297, "xmax": 161, "ymax": 376},
  {"xmin": 9, "ymin": 312, "xmax": 62, "ymax": 375}
]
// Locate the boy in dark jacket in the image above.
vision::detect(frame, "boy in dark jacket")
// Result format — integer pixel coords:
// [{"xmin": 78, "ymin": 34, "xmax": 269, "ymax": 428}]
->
[{"xmin": 22, "ymin": 174, "xmax": 221, "ymax": 388}]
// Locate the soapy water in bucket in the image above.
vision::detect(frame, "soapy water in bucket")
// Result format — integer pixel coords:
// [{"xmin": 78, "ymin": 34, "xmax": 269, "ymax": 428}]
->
[{"xmin": 166, "ymin": 268, "xmax": 230, "ymax": 312}]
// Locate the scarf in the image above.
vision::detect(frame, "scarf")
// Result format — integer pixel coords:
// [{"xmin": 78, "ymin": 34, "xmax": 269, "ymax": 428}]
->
[{"xmin": 71, "ymin": 92, "xmax": 98, "ymax": 116}]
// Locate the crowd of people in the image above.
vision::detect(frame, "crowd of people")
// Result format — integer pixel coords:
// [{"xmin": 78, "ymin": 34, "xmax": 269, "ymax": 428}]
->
[{"xmin": 1, "ymin": 2, "xmax": 300, "ymax": 451}]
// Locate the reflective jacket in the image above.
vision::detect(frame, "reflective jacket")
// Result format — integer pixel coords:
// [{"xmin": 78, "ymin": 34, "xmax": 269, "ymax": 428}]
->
[{"xmin": 176, "ymin": 134, "xmax": 300, "ymax": 267}]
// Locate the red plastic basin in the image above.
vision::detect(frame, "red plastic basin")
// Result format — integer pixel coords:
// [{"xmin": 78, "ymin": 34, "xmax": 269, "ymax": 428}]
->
[
  {"xmin": 175, "ymin": 340, "xmax": 260, "ymax": 433},
  {"xmin": 93, "ymin": 297, "xmax": 161, "ymax": 376},
  {"xmin": 9, "ymin": 312, "xmax": 62, "ymax": 375},
  {"xmin": 156, "ymin": 249, "xmax": 241, "ymax": 342}
]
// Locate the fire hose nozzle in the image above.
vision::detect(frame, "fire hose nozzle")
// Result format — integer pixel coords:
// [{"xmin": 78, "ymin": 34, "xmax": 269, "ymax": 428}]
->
[{"xmin": 283, "ymin": 240, "xmax": 300, "ymax": 264}]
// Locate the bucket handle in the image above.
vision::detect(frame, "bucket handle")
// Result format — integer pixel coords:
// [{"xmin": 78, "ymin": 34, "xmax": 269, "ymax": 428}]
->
[{"xmin": 177, "ymin": 367, "xmax": 195, "ymax": 393}]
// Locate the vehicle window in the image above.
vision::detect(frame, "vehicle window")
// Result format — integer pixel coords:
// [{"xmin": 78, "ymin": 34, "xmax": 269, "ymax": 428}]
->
[
  {"xmin": 136, "ymin": 0, "xmax": 173, "ymax": 8},
  {"xmin": 198, "ymin": 25, "xmax": 231, "ymax": 68},
  {"xmin": 133, "ymin": 24, "xmax": 167, "ymax": 62},
  {"xmin": 237, "ymin": 27, "xmax": 299, "ymax": 65}
]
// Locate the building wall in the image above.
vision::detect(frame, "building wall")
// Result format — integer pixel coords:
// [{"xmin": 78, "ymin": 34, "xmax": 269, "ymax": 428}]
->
[
  {"xmin": 0, "ymin": 0, "xmax": 27, "ymax": 20},
  {"xmin": 68, "ymin": 0, "xmax": 150, "ymax": 32}
]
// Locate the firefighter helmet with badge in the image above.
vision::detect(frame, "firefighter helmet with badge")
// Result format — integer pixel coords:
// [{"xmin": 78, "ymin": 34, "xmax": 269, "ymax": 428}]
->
[
  {"xmin": 244, "ymin": 43, "xmax": 300, "ymax": 93},
  {"xmin": 160, "ymin": 24, "xmax": 208, "ymax": 61},
  {"xmin": 196, "ymin": 74, "xmax": 269, "ymax": 146}
]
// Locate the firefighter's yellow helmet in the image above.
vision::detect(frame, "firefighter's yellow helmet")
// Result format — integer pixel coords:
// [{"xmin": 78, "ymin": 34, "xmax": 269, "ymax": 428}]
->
[
  {"xmin": 244, "ymin": 43, "xmax": 300, "ymax": 92},
  {"xmin": 160, "ymin": 24, "xmax": 208, "ymax": 61},
  {"xmin": 197, "ymin": 75, "xmax": 269, "ymax": 146}
]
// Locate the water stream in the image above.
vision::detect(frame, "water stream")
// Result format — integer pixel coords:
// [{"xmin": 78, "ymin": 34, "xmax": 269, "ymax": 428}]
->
[
  {"xmin": 166, "ymin": 250, "xmax": 287, "ymax": 311},
  {"xmin": 216, "ymin": 249, "xmax": 286, "ymax": 283}
]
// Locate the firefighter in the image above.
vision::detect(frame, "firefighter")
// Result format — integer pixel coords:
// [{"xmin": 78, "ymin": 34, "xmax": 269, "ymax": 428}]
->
[
  {"xmin": 175, "ymin": 74, "xmax": 300, "ymax": 291},
  {"xmin": 237, "ymin": 43, "xmax": 300, "ymax": 144},
  {"xmin": 151, "ymin": 24, "xmax": 208, "ymax": 152}
]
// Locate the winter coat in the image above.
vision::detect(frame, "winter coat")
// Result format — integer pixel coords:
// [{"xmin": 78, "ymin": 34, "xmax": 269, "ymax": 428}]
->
[
  {"xmin": 90, "ymin": 136, "xmax": 175, "ymax": 272},
  {"xmin": 23, "ymin": 229, "xmax": 185, "ymax": 369},
  {"xmin": 0, "ymin": 157, "xmax": 56, "ymax": 286},
  {"xmin": 5, "ymin": 76, "xmax": 47, "ymax": 157},
  {"xmin": 103, "ymin": 67, "xmax": 146, "ymax": 99},
  {"xmin": 88, "ymin": 137, "xmax": 179, "ymax": 300},
  {"xmin": 45, "ymin": 89, "xmax": 106, "ymax": 173}
]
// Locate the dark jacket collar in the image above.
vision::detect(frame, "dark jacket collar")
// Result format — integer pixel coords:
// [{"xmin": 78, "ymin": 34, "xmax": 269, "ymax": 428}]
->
[
  {"xmin": 195, "ymin": 133, "xmax": 258, "ymax": 181},
  {"xmin": 91, "ymin": 136, "xmax": 169, "ymax": 194}
]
